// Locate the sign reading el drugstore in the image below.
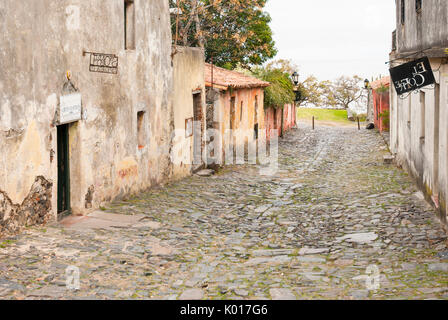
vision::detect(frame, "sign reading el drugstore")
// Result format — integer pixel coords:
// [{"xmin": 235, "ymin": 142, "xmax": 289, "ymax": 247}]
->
[{"xmin": 389, "ymin": 57, "xmax": 436, "ymax": 95}]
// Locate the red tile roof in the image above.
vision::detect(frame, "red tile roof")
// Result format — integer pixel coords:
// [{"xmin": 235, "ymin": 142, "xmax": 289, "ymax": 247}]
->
[
  {"xmin": 205, "ymin": 63, "xmax": 270, "ymax": 90},
  {"xmin": 370, "ymin": 76, "xmax": 390, "ymax": 90}
]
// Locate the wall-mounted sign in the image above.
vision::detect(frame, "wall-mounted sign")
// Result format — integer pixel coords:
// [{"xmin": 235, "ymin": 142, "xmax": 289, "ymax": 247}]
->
[
  {"xmin": 185, "ymin": 118, "xmax": 193, "ymax": 138},
  {"xmin": 87, "ymin": 52, "xmax": 119, "ymax": 74},
  {"xmin": 389, "ymin": 57, "xmax": 435, "ymax": 95},
  {"xmin": 59, "ymin": 93, "xmax": 82, "ymax": 125}
]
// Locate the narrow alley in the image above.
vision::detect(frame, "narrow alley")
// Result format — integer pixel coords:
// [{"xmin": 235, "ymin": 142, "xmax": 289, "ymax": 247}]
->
[{"xmin": 0, "ymin": 124, "xmax": 446, "ymax": 300}]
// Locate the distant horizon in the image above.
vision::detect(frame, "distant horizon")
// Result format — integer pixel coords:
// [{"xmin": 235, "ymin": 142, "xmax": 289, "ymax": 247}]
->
[{"xmin": 265, "ymin": 0, "xmax": 396, "ymax": 82}]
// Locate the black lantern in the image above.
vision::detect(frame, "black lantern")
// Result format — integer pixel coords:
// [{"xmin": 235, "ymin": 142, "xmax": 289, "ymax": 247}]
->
[
  {"xmin": 292, "ymin": 72, "xmax": 299, "ymax": 86},
  {"xmin": 364, "ymin": 79, "xmax": 370, "ymax": 89},
  {"xmin": 294, "ymin": 90, "xmax": 302, "ymax": 102}
]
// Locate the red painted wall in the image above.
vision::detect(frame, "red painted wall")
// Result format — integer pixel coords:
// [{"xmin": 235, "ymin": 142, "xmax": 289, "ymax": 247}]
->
[
  {"xmin": 372, "ymin": 89, "xmax": 390, "ymax": 132},
  {"xmin": 264, "ymin": 104, "xmax": 297, "ymax": 139}
]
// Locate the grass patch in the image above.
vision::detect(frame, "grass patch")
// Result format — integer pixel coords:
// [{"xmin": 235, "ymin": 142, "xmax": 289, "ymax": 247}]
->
[{"xmin": 297, "ymin": 108, "xmax": 349, "ymax": 122}]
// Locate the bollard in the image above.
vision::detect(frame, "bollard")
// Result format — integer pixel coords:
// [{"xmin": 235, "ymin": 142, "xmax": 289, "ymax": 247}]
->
[
  {"xmin": 312, "ymin": 116, "xmax": 315, "ymax": 130},
  {"xmin": 357, "ymin": 117, "xmax": 360, "ymax": 130}
]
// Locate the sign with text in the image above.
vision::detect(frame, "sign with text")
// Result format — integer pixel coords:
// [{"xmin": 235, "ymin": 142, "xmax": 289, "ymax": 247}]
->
[
  {"xmin": 89, "ymin": 52, "xmax": 118, "ymax": 74},
  {"xmin": 185, "ymin": 118, "xmax": 193, "ymax": 138},
  {"xmin": 59, "ymin": 93, "xmax": 82, "ymax": 125},
  {"xmin": 389, "ymin": 57, "xmax": 435, "ymax": 95}
]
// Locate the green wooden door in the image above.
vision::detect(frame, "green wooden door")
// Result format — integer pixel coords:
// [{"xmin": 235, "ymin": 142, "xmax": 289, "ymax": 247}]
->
[{"xmin": 57, "ymin": 124, "xmax": 70, "ymax": 218}]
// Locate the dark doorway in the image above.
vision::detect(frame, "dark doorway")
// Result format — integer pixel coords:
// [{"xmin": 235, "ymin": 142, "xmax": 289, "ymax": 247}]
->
[
  {"xmin": 57, "ymin": 124, "xmax": 70, "ymax": 218},
  {"xmin": 433, "ymin": 84, "xmax": 440, "ymax": 195},
  {"xmin": 230, "ymin": 97, "xmax": 236, "ymax": 130},
  {"xmin": 193, "ymin": 92, "xmax": 203, "ymax": 167},
  {"xmin": 230, "ymin": 97, "xmax": 236, "ymax": 162}
]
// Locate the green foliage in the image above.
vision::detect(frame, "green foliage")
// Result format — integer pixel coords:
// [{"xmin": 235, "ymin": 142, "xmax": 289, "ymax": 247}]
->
[
  {"xmin": 252, "ymin": 67, "xmax": 295, "ymax": 109},
  {"xmin": 380, "ymin": 109, "xmax": 390, "ymax": 130},
  {"xmin": 297, "ymin": 108, "xmax": 349, "ymax": 123},
  {"xmin": 171, "ymin": 0, "xmax": 277, "ymax": 69},
  {"xmin": 375, "ymin": 84, "xmax": 390, "ymax": 93}
]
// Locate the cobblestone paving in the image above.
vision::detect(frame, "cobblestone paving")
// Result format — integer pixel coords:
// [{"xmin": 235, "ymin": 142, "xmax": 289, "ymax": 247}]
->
[{"xmin": 0, "ymin": 124, "xmax": 447, "ymax": 300}]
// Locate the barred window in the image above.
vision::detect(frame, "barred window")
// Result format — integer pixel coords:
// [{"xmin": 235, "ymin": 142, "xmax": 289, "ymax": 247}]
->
[
  {"xmin": 416, "ymin": 0, "xmax": 422, "ymax": 12},
  {"xmin": 401, "ymin": 0, "xmax": 405, "ymax": 25},
  {"xmin": 125, "ymin": 0, "xmax": 135, "ymax": 50}
]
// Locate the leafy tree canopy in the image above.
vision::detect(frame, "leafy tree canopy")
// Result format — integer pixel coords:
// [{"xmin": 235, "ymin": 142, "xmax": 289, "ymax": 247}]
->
[
  {"xmin": 170, "ymin": 0, "xmax": 277, "ymax": 69},
  {"xmin": 250, "ymin": 60, "xmax": 296, "ymax": 109}
]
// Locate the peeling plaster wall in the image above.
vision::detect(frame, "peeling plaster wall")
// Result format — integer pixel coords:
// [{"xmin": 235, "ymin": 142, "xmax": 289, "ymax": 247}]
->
[
  {"xmin": 172, "ymin": 47, "xmax": 206, "ymax": 179},
  {"xmin": 391, "ymin": 1, "xmax": 448, "ymax": 231},
  {"xmin": 396, "ymin": 0, "xmax": 448, "ymax": 54},
  {"xmin": 211, "ymin": 87, "xmax": 266, "ymax": 163},
  {"xmin": 265, "ymin": 104, "xmax": 297, "ymax": 138},
  {"xmin": 0, "ymin": 0, "xmax": 174, "ymax": 235},
  {"xmin": 390, "ymin": 60, "xmax": 448, "ymax": 231}
]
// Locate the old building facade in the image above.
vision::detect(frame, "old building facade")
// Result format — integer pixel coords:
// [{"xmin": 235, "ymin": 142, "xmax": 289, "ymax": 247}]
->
[
  {"xmin": 370, "ymin": 77, "xmax": 391, "ymax": 133},
  {"xmin": 0, "ymin": 1, "xmax": 174, "ymax": 235},
  {"xmin": 389, "ymin": 0, "xmax": 448, "ymax": 230},
  {"xmin": 172, "ymin": 46, "xmax": 206, "ymax": 178},
  {"xmin": 264, "ymin": 104, "xmax": 297, "ymax": 138},
  {"xmin": 205, "ymin": 64, "xmax": 270, "ymax": 166}
]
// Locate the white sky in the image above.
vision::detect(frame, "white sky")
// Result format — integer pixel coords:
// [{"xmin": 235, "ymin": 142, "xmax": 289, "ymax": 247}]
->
[{"xmin": 265, "ymin": 0, "xmax": 396, "ymax": 81}]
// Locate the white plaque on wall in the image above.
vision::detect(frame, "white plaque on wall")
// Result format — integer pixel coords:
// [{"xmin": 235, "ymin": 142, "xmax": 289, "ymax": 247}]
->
[{"xmin": 59, "ymin": 93, "xmax": 82, "ymax": 125}]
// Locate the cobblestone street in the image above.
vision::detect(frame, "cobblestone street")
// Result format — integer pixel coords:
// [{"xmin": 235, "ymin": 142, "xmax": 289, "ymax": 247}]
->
[{"xmin": 0, "ymin": 124, "xmax": 447, "ymax": 300}]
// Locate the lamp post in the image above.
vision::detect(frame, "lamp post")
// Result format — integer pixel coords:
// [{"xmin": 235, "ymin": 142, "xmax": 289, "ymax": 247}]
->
[
  {"xmin": 364, "ymin": 79, "xmax": 372, "ymax": 126},
  {"xmin": 364, "ymin": 79, "xmax": 370, "ymax": 89},
  {"xmin": 292, "ymin": 72, "xmax": 300, "ymax": 86},
  {"xmin": 291, "ymin": 72, "xmax": 300, "ymax": 102},
  {"xmin": 291, "ymin": 71, "xmax": 300, "ymax": 130}
]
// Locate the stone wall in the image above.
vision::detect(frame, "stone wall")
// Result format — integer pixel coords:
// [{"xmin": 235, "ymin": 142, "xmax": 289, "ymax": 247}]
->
[
  {"xmin": 0, "ymin": 177, "xmax": 52, "ymax": 236},
  {"xmin": 0, "ymin": 0, "xmax": 174, "ymax": 236}
]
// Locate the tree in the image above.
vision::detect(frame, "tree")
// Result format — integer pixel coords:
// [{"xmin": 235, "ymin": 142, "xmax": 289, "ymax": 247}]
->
[
  {"xmin": 324, "ymin": 75, "xmax": 364, "ymax": 109},
  {"xmin": 170, "ymin": 0, "xmax": 277, "ymax": 68},
  {"xmin": 296, "ymin": 76, "xmax": 331, "ymax": 107},
  {"xmin": 263, "ymin": 60, "xmax": 331, "ymax": 108},
  {"xmin": 251, "ymin": 63, "xmax": 295, "ymax": 109}
]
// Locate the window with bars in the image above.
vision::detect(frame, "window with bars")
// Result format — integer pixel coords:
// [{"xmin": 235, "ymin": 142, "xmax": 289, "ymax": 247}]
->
[
  {"xmin": 416, "ymin": 0, "xmax": 422, "ymax": 12},
  {"xmin": 401, "ymin": 0, "xmax": 405, "ymax": 25},
  {"xmin": 125, "ymin": 0, "xmax": 135, "ymax": 50}
]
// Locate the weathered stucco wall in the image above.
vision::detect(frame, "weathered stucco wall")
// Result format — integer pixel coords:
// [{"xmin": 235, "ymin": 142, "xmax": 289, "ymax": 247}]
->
[
  {"xmin": 212, "ymin": 87, "xmax": 265, "ymax": 164},
  {"xmin": 0, "ymin": 0, "xmax": 174, "ymax": 236},
  {"xmin": 391, "ymin": 2, "xmax": 448, "ymax": 231},
  {"xmin": 264, "ymin": 104, "xmax": 296, "ymax": 138},
  {"xmin": 372, "ymin": 90, "xmax": 390, "ymax": 133},
  {"xmin": 390, "ymin": 59, "xmax": 448, "ymax": 231},
  {"xmin": 172, "ymin": 46, "xmax": 206, "ymax": 178},
  {"xmin": 396, "ymin": 0, "xmax": 448, "ymax": 54},
  {"xmin": 282, "ymin": 104, "xmax": 297, "ymax": 133}
]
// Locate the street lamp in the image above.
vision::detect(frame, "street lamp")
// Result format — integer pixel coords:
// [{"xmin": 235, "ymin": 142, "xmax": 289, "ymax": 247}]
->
[
  {"xmin": 291, "ymin": 72, "xmax": 301, "ymax": 102},
  {"xmin": 364, "ymin": 79, "xmax": 370, "ymax": 89},
  {"xmin": 292, "ymin": 72, "xmax": 299, "ymax": 86}
]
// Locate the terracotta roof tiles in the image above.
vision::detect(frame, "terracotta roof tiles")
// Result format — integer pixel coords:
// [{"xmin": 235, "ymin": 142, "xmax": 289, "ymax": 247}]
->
[
  {"xmin": 370, "ymin": 76, "xmax": 390, "ymax": 90},
  {"xmin": 205, "ymin": 63, "xmax": 270, "ymax": 90}
]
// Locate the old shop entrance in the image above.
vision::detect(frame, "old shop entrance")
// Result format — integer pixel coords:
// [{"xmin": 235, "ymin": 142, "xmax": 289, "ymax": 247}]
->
[
  {"xmin": 193, "ymin": 91, "xmax": 204, "ymax": 170},
  {"xmin": 57, "ymin": 92, "xmax": 82, "ymax": 219},
  {"xmin": 57, "ymin": 124, "xmax": 70, "ymax": 218}
]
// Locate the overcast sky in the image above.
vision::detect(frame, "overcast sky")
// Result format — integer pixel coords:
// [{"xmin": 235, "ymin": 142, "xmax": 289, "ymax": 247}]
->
[{"xmin": 265, "ymin": 0, "xmax": 396, "ymax": 81}]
